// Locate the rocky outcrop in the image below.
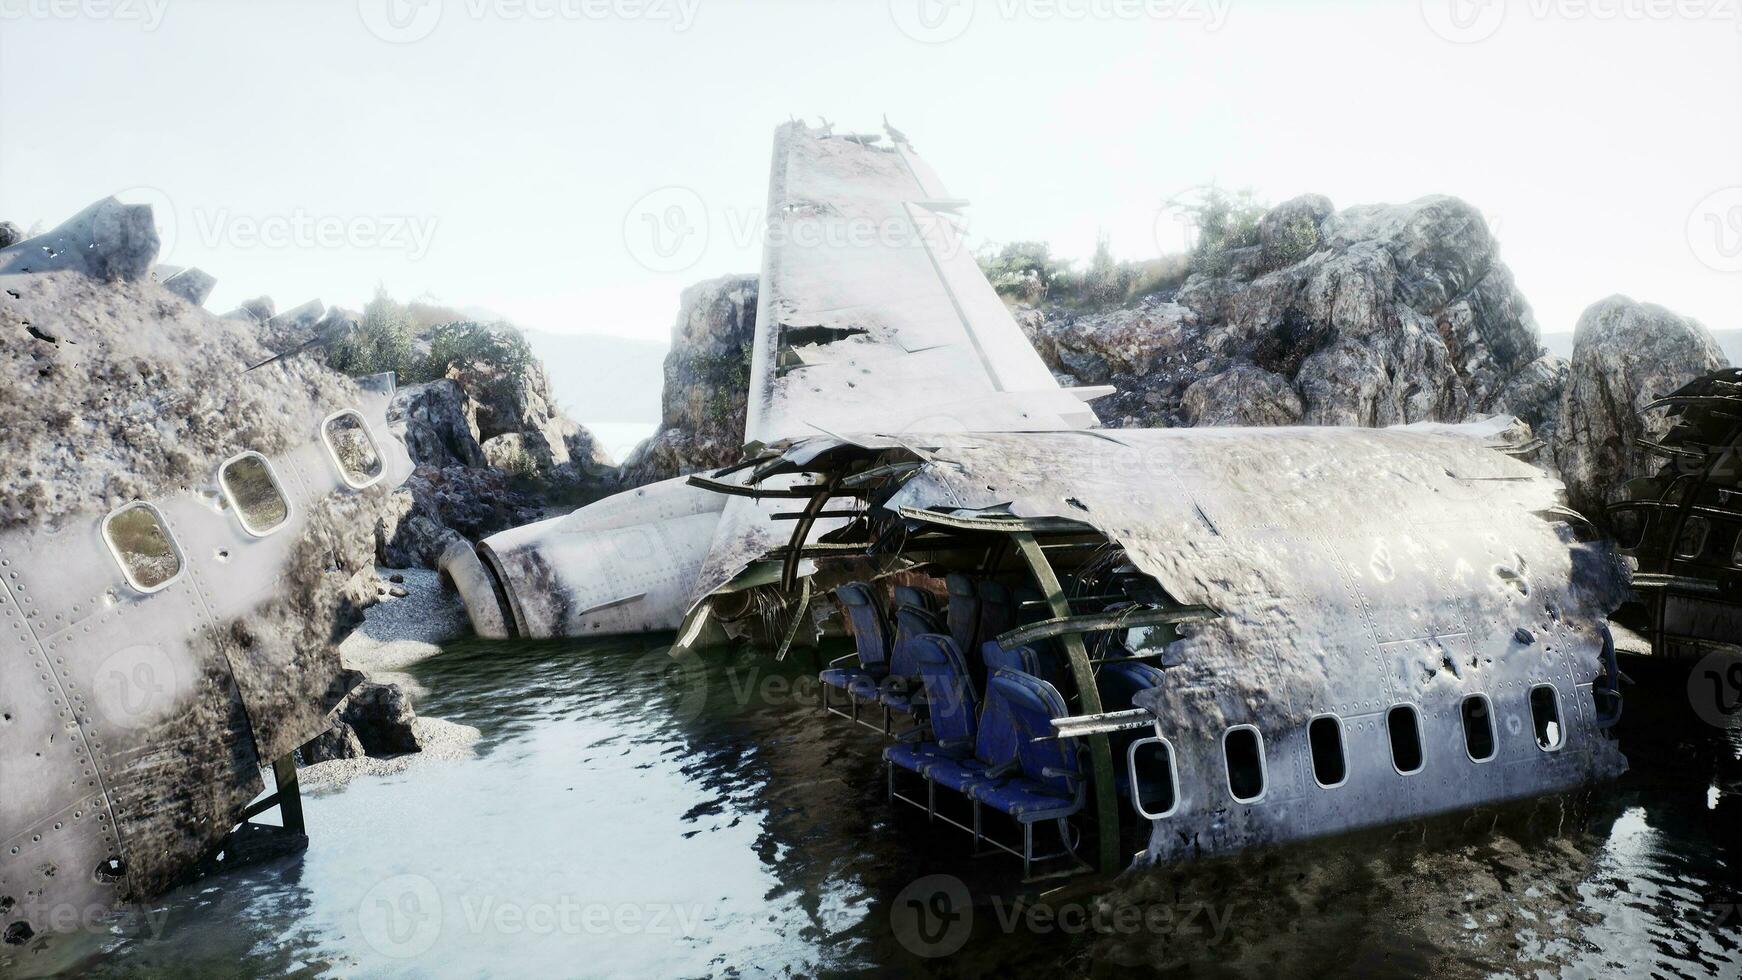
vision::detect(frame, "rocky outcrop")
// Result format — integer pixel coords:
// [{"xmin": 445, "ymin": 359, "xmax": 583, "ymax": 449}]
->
[
  {"xmin": 620, "ymin": 274, "xmax": 758, "ymax": 486},
  {"xmin": 1023, "ymin": 195, "xmax": 1560, "ymax": 434},
  {"xmin": 0, "ymin": 221, "xmax": 23, "ymax": 249},
  {"xmin": 1555, "ymin": 296, "xmax": 1730, "ymax": 519},
  {"xmin": 392, "ymin": 379, "xmax": 486, "ymax": 469},
  {"xmin": 374, "ymin": 360, "xmax": 615, "ymax": 568}
]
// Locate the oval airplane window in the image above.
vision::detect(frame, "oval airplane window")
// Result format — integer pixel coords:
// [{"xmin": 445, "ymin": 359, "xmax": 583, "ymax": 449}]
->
[
  {"xmin": 1530, "ymin": 684, "xmax": 1564, "ymax": 751},
  {"xmin": 1387, "ymin": 704, "xmax": 1424, "ymax": 775},
  {"xmin": 1308, "ymin": 715, "xmax": 1347, "ymax": 788},
  {"xmin": 1223, "ymin": 726, "xmax": 1267, "ymax": 803},
  {"xmin": 1677, "ymin": 517, "xmax": 1711, "ymax": 560},
  {"xmin": 1128, "ymin": 736, "xmax": 1179, "ymax": 819},
  {"xmin": 102, "ymin": 502, "xmax": 184, "ymax": 593},
  {"xmin": 322, "ymin": 410, "xmax": 384, "ymax": 489},
  {"xmin": 1461, "ymin": 694, "xmax": 1497, "ymax": 762},
  {"xmin": 218, "ymin": 452, "xmax": 291, "ymax": 536}
]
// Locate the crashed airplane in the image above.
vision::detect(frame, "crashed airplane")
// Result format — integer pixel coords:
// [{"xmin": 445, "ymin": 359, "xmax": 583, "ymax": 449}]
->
[
  {"xmin": 443, "ymin": 121, "xmax": 1631, "ymax": 876},
  {"xmin": 0, "ymin": 202, "xmax": 415, "ymax": 941}
]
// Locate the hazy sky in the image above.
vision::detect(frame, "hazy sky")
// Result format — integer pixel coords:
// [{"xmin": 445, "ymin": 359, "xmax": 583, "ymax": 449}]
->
[{"xmin": 2, "ymin": 0, "xmax": 1739, "ymax": 346}]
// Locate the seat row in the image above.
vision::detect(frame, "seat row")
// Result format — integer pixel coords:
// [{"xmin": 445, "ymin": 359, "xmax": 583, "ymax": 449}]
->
[{"xmin": 818, "ymin": 578, "xmax": 1167, "ymax": 876}]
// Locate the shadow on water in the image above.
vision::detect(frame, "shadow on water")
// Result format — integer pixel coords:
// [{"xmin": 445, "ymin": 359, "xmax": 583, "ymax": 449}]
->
[{"xmin": 12, "ymin": 640, "xmax": 1742, "ymax": 978}]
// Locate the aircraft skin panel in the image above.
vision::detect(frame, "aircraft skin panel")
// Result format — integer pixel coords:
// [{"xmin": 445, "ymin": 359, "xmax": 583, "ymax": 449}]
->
[
  {"xmin": 743, "ymin": 122, "xmax": 1093, "ymax": 446},
  {"xmin": 0, "ymin": 380, "xmax": 412, "ymax": 930},
  {"xmin": 480, "ymin": 509, "xmax": 723, "ymax": 637}
]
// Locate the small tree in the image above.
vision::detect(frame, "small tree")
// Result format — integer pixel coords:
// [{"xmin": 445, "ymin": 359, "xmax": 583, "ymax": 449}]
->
[
  {"xmin": 1168, "ymin": 186, "xmax": 1267, "ymax": 277},
  {"xmin": 328, "ymin": 285, "xmax": 415, "ymax": 377},
  {"xmin": 977, "ymin": 240, "xmax": 1072, "ymax": 303}
]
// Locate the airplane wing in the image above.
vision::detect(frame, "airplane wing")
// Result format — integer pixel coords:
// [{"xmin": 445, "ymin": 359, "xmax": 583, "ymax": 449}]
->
[{"xmin": 741, "ymin": 122, "xmax": 1104, "ymax": 447}]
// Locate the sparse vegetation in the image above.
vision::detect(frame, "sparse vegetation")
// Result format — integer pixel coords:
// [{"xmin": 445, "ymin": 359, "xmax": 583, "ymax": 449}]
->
[
  {"xmin": 1167, "ymin": 185, "xmax": 1268, "ymax": 277},
  {"xmin": 976, "ymin": 186, "xmax": 1270, "ymax": 308},
  {"xmin": 977, "ymin": 237, "xmax": 1189, "ymax": 309},
  {"xmin": 326, "ymin": 287, "xmax": 533, "ymax": 387}
]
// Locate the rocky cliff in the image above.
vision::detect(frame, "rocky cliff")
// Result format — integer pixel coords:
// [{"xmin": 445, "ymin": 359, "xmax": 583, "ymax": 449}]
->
[
  {"xmin": 1021, "ymin": 194, "xmax": 1561, "ymax": 434},
  {"xmin": 619, "ymin": 274, "xmax": 758, "ymax": 486}
]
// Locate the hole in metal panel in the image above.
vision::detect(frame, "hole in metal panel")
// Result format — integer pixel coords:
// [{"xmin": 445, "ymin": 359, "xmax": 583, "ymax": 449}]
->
[
  {"xmin": 102, "ymin": 503, "xmax": 183, "ymax": 593},
  {"xmin": 1530, "ymin": 685, "xmax": 1564, "ymax": 750},
  {"xmin": 322, "ymin": 411, "xmax": 383, "ymax": 488},
  {"xmin": 1387, "ymin": 704, "xmax": 1424, "ymax": 774},
  {"xmin": 218, "ymin": 452, "xmax": 290, "ymax": 536},
  {"xmin": 1461, "ymin": 695, "xmax": 1497, "ymax": 762},
  {"xmin": 1223, "ymin": 726, "xmax": 1266, "ymax": 803},
  {"xmin": 1308, "ymin": 716, "xmax": 1347, "ymax": 787}
]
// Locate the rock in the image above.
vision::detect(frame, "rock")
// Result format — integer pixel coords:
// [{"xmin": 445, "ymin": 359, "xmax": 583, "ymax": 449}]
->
[
  {"xmin": 1021, "ymin": 194, "xmax": 1553, "ymax": 433},
  {"xmin": 390, "ymin": 379, "xmax": 485, "ymax": 468},
  {"xmin": 1182, "ymin": 363, "xmax": 1304, "ymax": 426},
  {"xmin": 1257, "ymin": 193, "xmax": 1332, "ymax": 269},
  {"xmin": 160, "ymin": 266, "xmax": 217, "ymax": 307},
  {"xmin": 262, "ymin": 298, "xmax": 325, "ymax": 350},
  {"xmin": 620, "ymin": 274, "xmax": 758, "ymax": 486},
  {"xmin": 335, "ymin": 681, "xmax": 422, "ymax": 756},
  {"xmin": 377, "ymin": 465, "xmax": 539, "ymax": 567},
  {"xmin": 0, "ymin": 221, "xmax": 22, "ymax": 249},
  {"xmin": 222, "ymin": 295, "xmax": 276, "ymax": 324},
  {"xmin": 1554, "ymin": 296, "xmax": 1729, "ymax": 519},
  {"xmin": 482, "ymin": 432, "xmax": 542, "ymax": 473},
  {"xmin": 300, "ymin": 721, "xmax": 366, "ymax": 763},
  {"xmin": 0, "ymin": 198, "xmax": 158, "ymax": 282}
]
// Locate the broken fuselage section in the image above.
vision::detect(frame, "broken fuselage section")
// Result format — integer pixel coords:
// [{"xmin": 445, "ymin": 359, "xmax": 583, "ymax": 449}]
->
[
  {"xmin": 665, "ymin": 423, "xmax": 1632, "ymax": 874},
  {"xmin": 1608, "ymin": 367, "xmax": 1742, "ymax": 663}
]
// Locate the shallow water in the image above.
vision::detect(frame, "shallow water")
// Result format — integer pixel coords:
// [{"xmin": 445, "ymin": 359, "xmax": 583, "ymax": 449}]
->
[{"xmin": 9, "ymin": 639, "xmax": 1742, "ymax": 978}]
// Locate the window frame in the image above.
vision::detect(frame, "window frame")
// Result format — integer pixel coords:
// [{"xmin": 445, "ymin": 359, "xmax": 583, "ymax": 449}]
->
[
  {"xmin": 101, "ymin": 501, "xmax": 186, "ymax": 595},
  {"xmin": 1385, "ymin": 702, "xmax": 1426, "ymax": 776},
  {"xmin": 1222, "ymin": 724, "xmax": 1268, "ymax": 805},
  {"xmin": 1676, "ymin": 516, "xmax": 1711, "ymax": 560},
  {"xmin": 320, "ymin": 409, "xmax": 385, "ymax": 490},
  {"xmin": 1307, "ymin": 713, "xmax": 1349, "ymax": 789},
  {"xmin": 217, "ymin": 450, "xmax": 294, "ymax": 537},
  {"xmin": 1127, "ymin": 735, "xmax": 1181, "ymax": 820},
  {"xmin": 1529, "ymin": 683, "xmax": 1566, "ymax": 752},
  {"xmin": 1460, "ymin": 693, "xmax": 1498, "ymax": 764}
]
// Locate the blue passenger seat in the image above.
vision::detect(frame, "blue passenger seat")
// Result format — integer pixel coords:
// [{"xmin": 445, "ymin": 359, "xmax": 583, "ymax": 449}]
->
[
  {"xmin": 820, "ymin": 582, "xmax": 892, "ymax": 704},
  {"xmin": 1096, "ymin": 660, "xmax": 1165, "ymax": 796},
  {"xmin": 882, "ymin": 605, "xmax": 947, "ymax": 713},
  {"xmin": 945, "ymin": 574, "xmax": 983, "ymax": 686},
  {"xmin": 965, "ymin": 671, "xmax": 1087, "ymax": 875}
]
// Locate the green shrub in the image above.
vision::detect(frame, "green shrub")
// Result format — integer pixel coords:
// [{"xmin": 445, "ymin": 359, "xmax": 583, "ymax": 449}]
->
[
  {"xmin": 327, "ymin": 286, "xmax": 415, "ymax": 377},
  {"xmin": 1166, "ymin": 185, "xmax": 1267, "ymax": 277}
]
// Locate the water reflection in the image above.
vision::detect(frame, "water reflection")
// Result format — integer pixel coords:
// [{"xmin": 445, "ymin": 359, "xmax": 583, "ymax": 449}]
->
[{"xmin": 11, "ymin": 639, "xmax": 1742, "ymax": 978}]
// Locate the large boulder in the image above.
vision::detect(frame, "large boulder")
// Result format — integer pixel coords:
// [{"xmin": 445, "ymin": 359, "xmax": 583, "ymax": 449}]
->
[
  {"xmin": 1555, "ymin": 296, "xmax": 1729, "ymax": 519},
  {"xmin": 620, "ymin": 274, "xmax": 758, "ymax": 486},
  {"xmin": 390, "ymin": 379, "xmax": 485, "ymax": 468},
  {"xmin": 1026, "ymin": 195, "xmax": 1559, "ymax": 433},
  {"xmin": 1182, "ymin": 363, "xmax": 1304, "ymax": 427}
]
